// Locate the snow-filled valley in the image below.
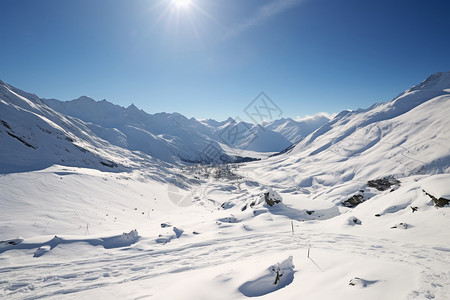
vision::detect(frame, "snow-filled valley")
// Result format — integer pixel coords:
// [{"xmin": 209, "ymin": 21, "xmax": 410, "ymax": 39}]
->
[{"xmin": 1, "ymin": 72, "xmax": 450, "ymax": 299}]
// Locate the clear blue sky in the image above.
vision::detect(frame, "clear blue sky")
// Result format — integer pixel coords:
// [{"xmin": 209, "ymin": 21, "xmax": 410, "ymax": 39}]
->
[{"xmin": 1, "ymin": 0, "xmax": 450, "ymax": 121}]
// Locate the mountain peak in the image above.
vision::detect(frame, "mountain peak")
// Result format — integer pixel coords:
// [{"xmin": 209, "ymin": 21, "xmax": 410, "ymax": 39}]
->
[
  {"xmin": 126, "ymin": 103, "xmax": 139, "ymax": 111},
  {"xmin": 74, "ymin": 95, "xmax": 96, "ymax": 103},
  {"xmin": 408, "ymin": 71, "xmax": 450, "ymax": 93}
]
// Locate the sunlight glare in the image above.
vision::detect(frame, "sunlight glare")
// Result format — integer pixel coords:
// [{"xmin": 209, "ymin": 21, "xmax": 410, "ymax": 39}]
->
[{"xmin": 173, "ymin": 0, "xmax": 192, "ymax": 8}]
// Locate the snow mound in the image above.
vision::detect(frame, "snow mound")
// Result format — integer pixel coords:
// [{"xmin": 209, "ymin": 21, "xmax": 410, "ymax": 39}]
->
[
  {"xmin": 0, "ymin": 230, "xmax": 140, "ymax": 256},
  {"xmin": 239, "ymin": 256, "xmax": 295, "ymax": 297},
  {"xmin": 421, "ymin": 174, "xmax": 450, "ymax": 199}
]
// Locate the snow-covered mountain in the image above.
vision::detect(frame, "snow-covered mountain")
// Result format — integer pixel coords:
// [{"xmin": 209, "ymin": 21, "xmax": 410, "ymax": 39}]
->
[
  {"xmin": 43, "ymin": 96, "xmax": 236, "ymax": 164},
  {"xmin": 44, "ymin": 96, "xmax": 298, "ymax": 160},
  {"xmin": 264, "ymin": 115, "xmax": 331, "ymax": 143},
  {"xmin": 0, "ymin": 80, "xmax": 140, "ymax": 173},
  {"xmin": 245, "ymin": 71, "xmax": 450, "ymax": 189}
]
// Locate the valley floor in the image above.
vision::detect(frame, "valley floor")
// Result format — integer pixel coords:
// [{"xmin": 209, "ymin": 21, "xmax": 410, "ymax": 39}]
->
[{"xmin": 0, "ymin": 166, "xmax": 449, "ymax": 299}]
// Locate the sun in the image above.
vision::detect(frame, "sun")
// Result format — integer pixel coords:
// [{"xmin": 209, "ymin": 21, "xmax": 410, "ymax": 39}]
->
[{"xmin": 172, "ymin": 0, "xmax": 192, "ymax": 8}]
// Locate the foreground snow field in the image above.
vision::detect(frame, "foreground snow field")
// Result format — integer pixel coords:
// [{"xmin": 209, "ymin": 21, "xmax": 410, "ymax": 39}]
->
[{"xmin": 0, "ymin": 165, "xmax": 449, "ymax": 299}]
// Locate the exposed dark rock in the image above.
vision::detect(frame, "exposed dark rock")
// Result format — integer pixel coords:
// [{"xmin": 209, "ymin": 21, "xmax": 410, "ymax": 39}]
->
[
  {"xmin": 6, "ymin": 131, "xmax": 36, "ymax": 149},
  {"xmin": 100, "ymin": 160, "xmax": 118, "ymax": 168},
  {"xmin": 342, "ymin": 194, "xmax": 364, "ymax": 208},
  {"xmin": 265, "ymin": 192, "xmax": 280, "ymax": 206},
  {"xmin": 263, "ymin": 188, "xmax": 283, "ymax": 207},
  {"xmin": 391, "ymin": 223, "xmax": 408, "ymax": 229},
  {"xmin": 233, "ymin": 156, "xmax": 261, "ymax": 163},
  {"xmin": 349, "ymin": 277, "xmax": 378, "ymax": 287},
  {"xmin": 423, "ymin": 190, "xmax": 450, "ymax": 207},
  {"xmin": 348, "ymin": 216, "xmax": 362, "ymax": 225},
  {"xmin": 375, "ymin": 214, "xmax": 381, "ymax": 217},
  {"xmin": 411, "ymin": 206, "xmax": 418, "ymax": 213},
  {"xmin": 221, "ymin": 202, "xmax": 234, "ymax": 210},
  {"xmin": 74, "ymin": 144, "xmax": 88, "ymax": 153},
  {"xmin": 306, "ymin": 210, "xmax": 314, "ymax": 215},
  {"xmin": 1, "ymin": 120, "xmax": 12, "ymax": 130},
  {"xmin": 269, "ymin": 143, "xmax": 296, "ymax": 157},
  {"xmin": 434, "ymin": 198, "xmax": 450, "ymax": 207},
  {"xmin": 349, "ymin": 277, "xmax": 363, "ymax": 286},
  {"xmin": 367, "ymin": 177, "xmax": 400, "ymax": 191}
]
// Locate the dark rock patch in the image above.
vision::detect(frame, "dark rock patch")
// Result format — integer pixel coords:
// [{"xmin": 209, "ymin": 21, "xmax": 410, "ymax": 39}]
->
[
  {"xmin": 342, "ymin": 194, "xmax": 364, "ymax": 208},
  {"xmin": 100, "ymin": 160, "xmax": 118, "ymax": 168},
  {"xmin": 367, "ymin": 177, "xmax": 400, "ymax": 191},
  {"xmin": 6, "ymin": 131, "xmax": 36, "ymax": 149},
  {"xmin": 391, "ymin": 223, "xmax": 408, "ymax": 229},
  {"xmin": 423, "ymin": 190, "xmax": 450, "ymax": 207},
  {"xmin": 1, "ymin": 120, "xmax": 12, "ymax": 130}
]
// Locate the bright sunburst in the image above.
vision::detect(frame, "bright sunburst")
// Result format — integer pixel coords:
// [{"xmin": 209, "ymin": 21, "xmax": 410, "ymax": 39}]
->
[{"xmin": 172, "ymin": 0, "xmax": 192, "ymax": 8}]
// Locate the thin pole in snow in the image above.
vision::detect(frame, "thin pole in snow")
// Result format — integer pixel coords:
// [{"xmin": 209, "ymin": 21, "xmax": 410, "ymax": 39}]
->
[{"xmin": 291, "ymin": 221, "xmax": 294, "ymax": 234}]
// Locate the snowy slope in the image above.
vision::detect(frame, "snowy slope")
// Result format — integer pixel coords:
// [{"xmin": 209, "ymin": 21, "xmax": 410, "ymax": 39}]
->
[
  {"xmin": 208, "ymin": 119, "xmax": 292, "ymax": 153},
  {"xmin": 264, "ymin": 115, "xmax": 330, "ymax": 143},
  {"xmin": 44, "ymin": 97, "xmax": 234, "ymax": 164},
  {"xmin": 0, "ymin": 80, "xmax": 137, "ymax": 173},
  {"xmin": 1, "ymin": 165, "xmax": 449, "ymax": 299},
  {"xmin": 243, "ymin": 71, "xmax": 450, "ymax": 190}
]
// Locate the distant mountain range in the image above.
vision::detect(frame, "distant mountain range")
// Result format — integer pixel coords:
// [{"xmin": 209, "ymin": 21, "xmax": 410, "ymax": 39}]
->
[
  {"xmin": 2, "ymin": 71, "xmax": 449, "ymax": 176},
  {"xmin": 0, "ymin": 80, "xmax": 329, "ymax": 171}
]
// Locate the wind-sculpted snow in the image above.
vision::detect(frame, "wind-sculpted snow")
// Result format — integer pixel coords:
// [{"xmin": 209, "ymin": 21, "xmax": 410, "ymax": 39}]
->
[
  {"xmin": 0, "ymin": 230, "xmax": 139, "ymax": 256},
  {"xmin": 239, "ymin": 256, "xmax": 295, "ymax": 297}
]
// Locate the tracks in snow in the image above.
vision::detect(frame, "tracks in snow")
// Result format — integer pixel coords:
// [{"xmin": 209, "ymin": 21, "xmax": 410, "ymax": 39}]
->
[{"xmin": 1, "ymin": 228, "xmax": 448, "ymax": 299}]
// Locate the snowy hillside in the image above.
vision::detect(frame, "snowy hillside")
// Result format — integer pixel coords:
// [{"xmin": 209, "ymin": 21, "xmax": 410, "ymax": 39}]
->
[
  {"xmin": 1, "ymin": 72, "xmax": 449, "ymax": 299},
  {"xmin": 264, "ymin": 115, "xmax": 330, "ymax": 143},
  {"xmin": 0, "ymin": 80, "xmax": 137, "ymax": 173},
  {"xmin": 44, "ymin": 96, "xmax": 330, "ymax": 160},
  {"xmin": 44, "ymin": 97, "xmax": 235, "ymax": 164},
  {"xmin": 244, "ymin": 71, "xmax": 450, "ymax": 190}
]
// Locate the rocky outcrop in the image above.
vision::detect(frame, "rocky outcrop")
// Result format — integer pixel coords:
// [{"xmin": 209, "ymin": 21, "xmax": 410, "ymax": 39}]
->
[
  {"xmin": 367, "ymin": 177, "xmax": 400, "ymax": 191},
  {"xmin": 342, "ymin": 194, "xmax": 364, "ymax": 208},
  {"xmin": 264, "ymin": 188, "xmax": 283, "ymax": 206},
  {"xmin": 423, "ymin": 190, "xmax": 450, "ymax": 207}
]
